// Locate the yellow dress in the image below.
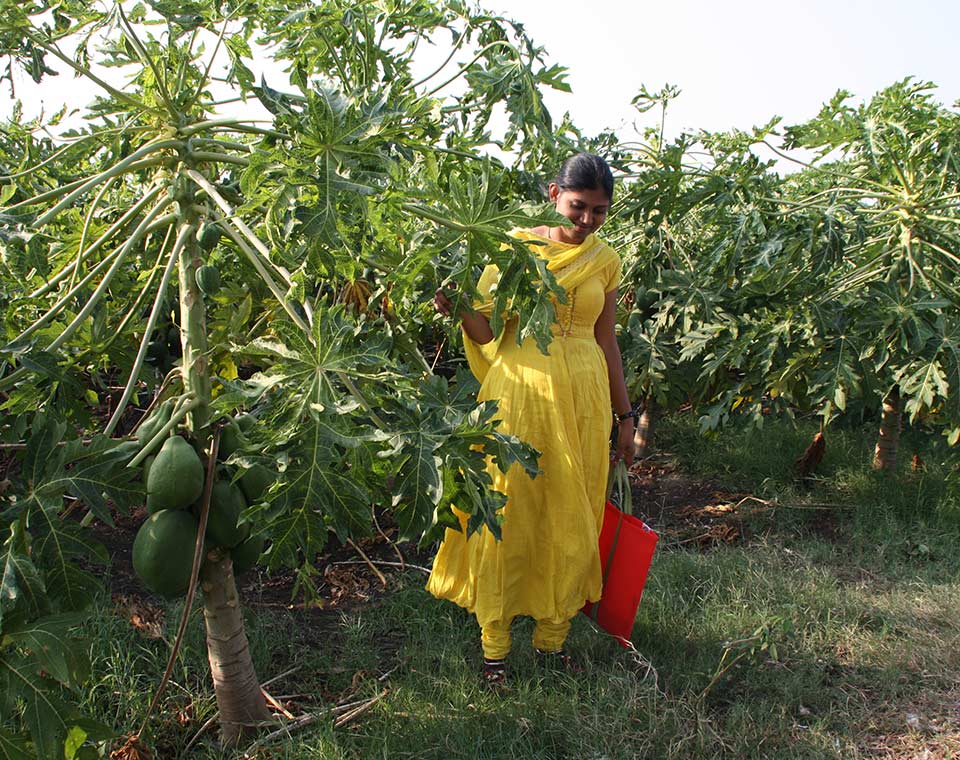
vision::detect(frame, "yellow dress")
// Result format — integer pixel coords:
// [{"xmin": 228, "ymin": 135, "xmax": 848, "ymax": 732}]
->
[{"xmin": 427, "ymin": 230, "xmax": 621, "ymax": 628}]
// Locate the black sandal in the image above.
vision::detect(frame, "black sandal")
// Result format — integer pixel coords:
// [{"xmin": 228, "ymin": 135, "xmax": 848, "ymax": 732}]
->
[{"xmin": 482, "ymin": 658, "xmax": 507, "ymax": 688}]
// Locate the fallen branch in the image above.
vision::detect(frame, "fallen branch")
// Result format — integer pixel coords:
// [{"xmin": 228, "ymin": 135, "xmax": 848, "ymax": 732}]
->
[
  {"xmin": 333, "ymin": 690, "xmax": 387, "ymax": 728},
  {"xmin": 240, "ymin": 694, "xmax": 385, "ymax": 757},
  {"xmin": 262, "ymin": 688, "xmax": 295, "ymax": 720},
  {"xmin": 261, "ymin": 666, "xmax": 300, "ymax": 688},
  {"xmin": 347, "ymin": 538, "xmax": 388, "ymax": 586},
  {"xmin": 330, "ymin": 559, "xmax": 430, "ymax": 576}
]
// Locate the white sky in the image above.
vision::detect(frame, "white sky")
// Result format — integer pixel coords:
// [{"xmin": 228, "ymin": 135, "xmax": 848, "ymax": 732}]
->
[{"xmin": 490, "ymin": 0, "xmax": 960, "ymax": 142}]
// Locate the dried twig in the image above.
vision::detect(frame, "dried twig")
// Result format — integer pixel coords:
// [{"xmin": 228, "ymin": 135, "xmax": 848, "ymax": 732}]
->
[
  {"xmin": 372, "ymin": 507, "xmax": 405, "ymax": 569},
  {"xmin": 347, "ymin": 538, "xmax": 388, "ymax": 586},
  {"xmin": 182, "ymin": 715, "xmax": 218, "ymax": 755},
  {"xmin": 330, "ymin": 559, "xmax": 430, "ymax": 575},
  {"xmin": 261, "ymin": 666, "xmax": 300, "ymax": 688},
  {"xmin": 333, "ymin": 690, "xmax": 387, "ymax": 728},
  {"xmin": 675, "ymin": 532, "xmax": 713, "ymax": 546},
  {"xmin": 240, "ymin": 695, "xmax": 383, "ymax": 757},
  {"xmin": 262, "ymin": 688, "xmax": 295, "ymax": 720},
  {"xmin": 377, "ymin": 664, "xmax": 401, "ymax": 682}
]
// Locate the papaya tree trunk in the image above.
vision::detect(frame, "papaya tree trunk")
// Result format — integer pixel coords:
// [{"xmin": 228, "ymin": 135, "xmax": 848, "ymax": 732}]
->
[
  {"xmin": 633, "ymin": 397, "xmax": 657, "ymax": 458},
  {"xmin": 201, "ymin": 551, "xmax": 271, "ymax": 745},
  {"xmin": 176, "ymin": 176, "xmax": 267, "ymax": 746},
  {"xmin": 176, "ymin": 192, "xmax": 211, "ymax": 431},
  {"xmin": 872, "ymin": 387, "xmax": 901, "ymax": 470}
]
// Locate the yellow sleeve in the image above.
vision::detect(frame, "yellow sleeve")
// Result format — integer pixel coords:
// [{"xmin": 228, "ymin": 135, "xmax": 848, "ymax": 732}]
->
[{"xmin": 604, "ymin": 250, "xmax": 622, "ymax": 293}]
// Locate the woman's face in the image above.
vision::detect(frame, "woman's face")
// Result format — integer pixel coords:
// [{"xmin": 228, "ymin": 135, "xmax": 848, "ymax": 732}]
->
[{"xmin": 548, "ymin": 183, "xmax": 610, "ymax": 244}]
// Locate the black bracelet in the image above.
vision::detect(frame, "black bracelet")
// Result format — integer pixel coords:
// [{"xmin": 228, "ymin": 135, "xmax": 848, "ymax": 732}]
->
[{"xmin": 614, "ymin": 408, "xmax": 638, "ymax": 424}]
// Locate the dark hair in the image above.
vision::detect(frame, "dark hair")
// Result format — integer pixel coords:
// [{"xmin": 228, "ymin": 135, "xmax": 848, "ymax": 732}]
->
[{"xmin": 554, "ymin": 153, "xmax": 614, "ymax": 201}]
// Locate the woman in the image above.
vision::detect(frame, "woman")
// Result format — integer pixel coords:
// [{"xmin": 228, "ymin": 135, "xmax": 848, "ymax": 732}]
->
[{"xmin": 428, "ymin": 153, "xmax": 635, "ymax": 686}]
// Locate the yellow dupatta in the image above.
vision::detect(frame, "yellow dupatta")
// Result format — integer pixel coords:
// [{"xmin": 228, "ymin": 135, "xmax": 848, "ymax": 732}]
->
[{"xmin": 462, "ymin": 229, "xmax": 619, "ymax": 382}]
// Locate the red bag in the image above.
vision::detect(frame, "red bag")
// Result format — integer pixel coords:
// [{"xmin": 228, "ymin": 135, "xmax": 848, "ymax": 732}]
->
[{"xmin": 582, "ymin": 463, "xmax": 658, "ymax": 647}]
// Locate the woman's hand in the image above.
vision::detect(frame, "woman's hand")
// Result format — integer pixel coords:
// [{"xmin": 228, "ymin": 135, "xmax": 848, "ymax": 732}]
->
[
  {"xmin": 435, "ymin": 283, "xmax": 494, "ymax": 345},
  {"xmin": 434, "ymin": 283, "xmax": 456, "ymax": 317},
  {"xmin": 612, "ymin": 419, "xmax": 635, "ymax": 467}
]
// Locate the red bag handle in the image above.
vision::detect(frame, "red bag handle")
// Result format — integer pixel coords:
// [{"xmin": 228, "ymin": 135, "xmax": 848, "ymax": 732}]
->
[{"xmin": 599, "ymin": 460, "xmax": 632, "ymax": 585}]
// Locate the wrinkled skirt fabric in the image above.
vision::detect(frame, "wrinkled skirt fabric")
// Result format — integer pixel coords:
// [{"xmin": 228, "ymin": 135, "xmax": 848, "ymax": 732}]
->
[{"xmin": 427, "ymin": 316, "xmax": 611, "ymax": 627}]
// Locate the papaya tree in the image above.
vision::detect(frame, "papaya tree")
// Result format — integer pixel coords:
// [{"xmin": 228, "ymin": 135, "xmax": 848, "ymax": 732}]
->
[
  {"xmin": 611, "ymin": 103, "xmax": 827, "ymax": 454},
  {"xmin": 779, "ymin": 79, "xmax": 960, "ymax": 468},
  {"xmin": 613, "ymin": 80, "xmax": 960, "ymax": 472},
  {"xmin": 0, "ymin": 0, "xmax": 573, "ymax": 751}
]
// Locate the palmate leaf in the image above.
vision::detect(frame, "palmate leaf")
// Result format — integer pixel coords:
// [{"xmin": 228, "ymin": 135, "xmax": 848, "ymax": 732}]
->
[
  {"xmin": 5, "ymin": 612, "xmax": 89, "ymax": 690},
  {"xmin": 7, "ymin": 418, "xmax": 132, "ymax": 616},
  {"xmin": 251, "ymin": 82, "xmax": 386, "ymax": 249},
  {"xmin": 460, "ymin": 404, "xmax": 541, "ymax": 478},
  {"xmin": 388, "ymin": 372, "xmax": 540, "ymax": 543},
  {"xmin": 410, "ymin": 160, "xmax": 562, "ymax": 352},
  {"xmin": 246, "ymin": 309, "xmax": 395, "ymax": 413},
  {"xmin": 264, "ymin": 411, "xmax": 373, "ymax": 566},
  {"xmin": 2, "ymin": 656, "xmax": 75, "ymax": 760},
  {"xmin": 0, "ymin": 728, "xmax": 31, "ymax": 760},
  {"xmin": 389, "ymin": 430, "xmax": 444, "ymax": 542},
  {"xmin": 0, "ymin": 520, "xmax": 48, "ymax": 630},
  {"xmin": 31, "ymin": 508, "xmax": 108, "ymax": 616},
  {"xmin": 898, "ymin": 359, "xmax": 950, "ymax": 421},
  {"xmin": 414, "ymin": 372, "xmax": 477, "ymax": 426},
  {"xmin": 22, "ymin": 416, "xmax": 141, "ymax": 527}
]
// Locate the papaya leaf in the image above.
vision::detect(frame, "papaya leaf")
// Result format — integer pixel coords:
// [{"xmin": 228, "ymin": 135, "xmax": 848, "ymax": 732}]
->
[
  {"xmin": 389, "ymin": 430, "xmax": 444, "ymax": 542},
  {"xmin": 283, "ymin": 448, "xmax": 370, "ymax": 542},
  {"xmin": 1, "ymin": 520, "xmax": 47, "ymax": 629},
  {"xmin": 464, "ymin": 405, "xmax": 541, "ymax": 478},
  {"xmin": 62, "ymin": 719, "xmax": 115, "ymax": 760},
  {"xmin": 262, "ymin": 409, "xmax": 373, "ymax": 567},
  {"xmin": 247, "ymin": 310, "xmax": 396, "ymax": 413},
  {"xmin": 899, "ymin": 359, "xmax": 949, "ymax": 420},
  {"xmin": 1, "ymin": 654, "xmax": 76, "ymax": 760},
  {"xmin": 5, "ymin": 612, "xmax": 89, "ymax": 690},
  {"xmin": 0, "ymin": 728, "xmax": 32, "ymax": 760},
  {"xmin": 409, "ymin": 372, "xmax": 486, "ymax": 427}
]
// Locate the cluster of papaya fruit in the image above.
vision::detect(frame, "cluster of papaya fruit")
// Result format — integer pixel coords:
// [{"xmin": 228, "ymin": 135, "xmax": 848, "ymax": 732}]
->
[{"xmin": 130, "ymin": 404, "xmax": 272, "ymax": 599}]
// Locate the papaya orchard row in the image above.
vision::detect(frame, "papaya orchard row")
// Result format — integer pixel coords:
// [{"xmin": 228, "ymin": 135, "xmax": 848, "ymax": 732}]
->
[{"xmin": 609, "ymin": 81, "xmax": 960, "ymax": 475}]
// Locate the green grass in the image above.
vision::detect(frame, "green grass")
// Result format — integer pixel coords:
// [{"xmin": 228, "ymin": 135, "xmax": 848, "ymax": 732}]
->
[{"xmin": 78, "ymin": 415, "xmax": 960, "ymax": 758}]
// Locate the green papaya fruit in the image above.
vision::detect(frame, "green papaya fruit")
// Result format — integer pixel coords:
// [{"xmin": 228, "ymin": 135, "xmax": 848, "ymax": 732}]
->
[
  {"xmin": 235, "ymin": 413, "xmax": 256, "ymax": 433},
  {"xmin": 195, "ymin": 265, "xmax": 221, "ymax": 295},
  {"xmin": 218, "ymin": 418, "xmax": 246, "ymax": 460},
  {"xmin": 146, "ymin": 436, "xmax": 205, "ymax": 512},
  {"xmin": 111, "ymin": 440, "xmax": 142, "ymax": 462},
  {"xmin": 231, "ymin": 533, "xmax": 265, "ymax": 577},
  {"xmin": 132, "ymin": 510, "xmax": 199, "ymax": 598},
  {"xmin": 239, "ymin": 463, "xmax": 275, "ymax": 504},
  {"xmin": 142, "ymin": 454, "xmax": 155, "ymax": 484},
  {"xmin": 198, "ymin": 223, "xmax": 221, "ymax": 252},
  {"xmin": 206, "ymin": 480, "xmax": 249, "ymax": 548},
  {"xmin": 136, "ymin": 399, "xmax": 175, "ymax": 447}
]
